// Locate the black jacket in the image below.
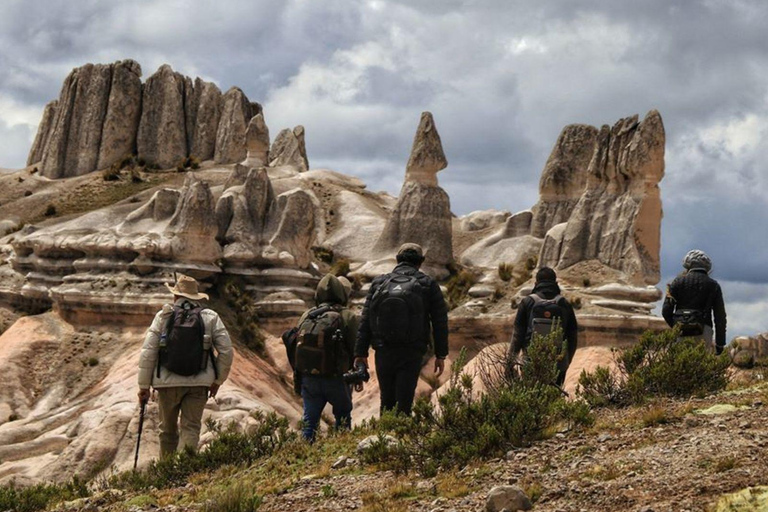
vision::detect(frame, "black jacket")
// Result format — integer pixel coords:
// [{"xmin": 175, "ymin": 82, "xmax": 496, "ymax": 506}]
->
[
  {"xmin": 355, "ymin": 262, "xmax": 449, "ymax": 358},
  {"xmin": 662, "ymin": 269, "xmax": 727, "ymax": 347},
  {"xmin": 510, "ymin": 281, "xmax": 578, "ymax": 362}
]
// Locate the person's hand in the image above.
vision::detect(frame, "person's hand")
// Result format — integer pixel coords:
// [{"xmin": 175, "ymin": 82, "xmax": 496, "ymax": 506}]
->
[
  {"xmin": 138, "ymin": 388, "xmax": 150, "ymax": 405},
  {"xmin": 354, "ymin": 382, "xmax": 364, "ymax": 393},
  {"xmin": 434, "ymin": 358, "xmax": 445, "ymax": 377},
  {"xmin": 209, "ymin": 383, "xmax": 220, "ymax": 399},
  {"xmin": 354, "ymin": 356, "xmax": 368, "ymax": 368}
]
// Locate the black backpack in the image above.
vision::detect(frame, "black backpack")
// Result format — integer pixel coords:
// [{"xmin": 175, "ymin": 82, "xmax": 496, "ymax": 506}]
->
[
  {"xmin": 158, "ymin": 303, "xmax": 213, "ymax": 377},
  {"xmin": 526, "ymin": 293, "xmax": 565, "ymax": 345},
  {"xmin": 369, "ymin": 272, "xmax": 426, "ymax": 346},
  {"xmin": 294, "ymin": 305, "xmax": 351, "ymax": 377},
  {"xmin": 673, "ymin": 309, "xmax": 706, "ymax": 336}
]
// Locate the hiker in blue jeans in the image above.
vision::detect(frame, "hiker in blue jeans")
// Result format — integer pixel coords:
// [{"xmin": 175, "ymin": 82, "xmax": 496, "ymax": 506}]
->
[{"xmin": 290, "ymin": 274, "xmax": 360, "ymax": 442}]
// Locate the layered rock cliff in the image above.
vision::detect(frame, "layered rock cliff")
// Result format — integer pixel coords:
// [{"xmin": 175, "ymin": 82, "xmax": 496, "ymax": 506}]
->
[{"xmin": 29, "ymin": 61, "xmax": 260, "ymax": 178}]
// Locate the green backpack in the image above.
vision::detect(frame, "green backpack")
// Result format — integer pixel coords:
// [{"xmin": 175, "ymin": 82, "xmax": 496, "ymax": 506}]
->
[{"xmin": 294, "ymin": 305, "xmax": 350, "ymax": 377}]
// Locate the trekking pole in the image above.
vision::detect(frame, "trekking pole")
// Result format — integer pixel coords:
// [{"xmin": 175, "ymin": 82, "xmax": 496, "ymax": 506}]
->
[{"xmin": 133, "ymin": 400, "xmax": 147, "ymax": 471}]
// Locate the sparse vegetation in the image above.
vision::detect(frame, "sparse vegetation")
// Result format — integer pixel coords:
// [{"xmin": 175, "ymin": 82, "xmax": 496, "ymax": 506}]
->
[
  {"xmin": 215, "ymin": 277, "xmax": 266, "ymax": 354},
  {"xmin": 203, "ymin": 483, "xmax": 263, "ymax": 512},
  {"xmin": 44, "ymin": 204, "xmax": 57, "ymax": 217},
  {"xmin": 640, "ymin": 405, "xmax": 669, "ymax": 427},
  {"xmin": 330, "ymin": 258, "xmax": 350, "ymax": 277},
  {"xmin": 446, "ymin": 268, "xmax": 478, "ymax": 309},
  {"xmin": 0, "ymin": 477, "xmax": 89, "ymax": 512},
  {"xmin": 578, "ymin": 327, "xmax": 731, "ymax": 406},
  {"xmin": 498, "ymin": 262, "xmax": 514, "ymax": 282},
  {"xmin": 312, "ymin": 246, "xmax": 334, "ymax": 264}
]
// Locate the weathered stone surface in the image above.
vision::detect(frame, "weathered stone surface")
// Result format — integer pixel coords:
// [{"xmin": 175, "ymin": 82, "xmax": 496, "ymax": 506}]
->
[
  {"xmin": 165, "ymin": 174, "xmax": 221, "ymax": 263},
  {"xmin": 539, "ymin": 222, "xmax": 568, "ymax": 268},
  {"xmin": 269, "ymin": 126, "xmax": 309, "ymax": 171},
  {"xmin": 374, "ymin": 113, "xmax": 453, "ymax": 266},
  {"xmin": 214, "ymin": 87, "xmax": 255, "ymax": 164},
  {"xmin": 544, "ymin": 111, "xmax": 665, "ymax": 285},
  {"xmin": 217, "ymin": 168, "xmax": 275, "ymax": 257},
  {"xmin": 186, "ymin": 78, "xmax": 223, "ymax": 161},
  {"xmin": 41, "ymin": 63, "xmax": 113, "ymax": 178},
  {"xmin": 531, "ymin": 124, "xmax": 598, "ymax": 238},
  {"xmin": 405, "ymin": 112, "xmax": 447, "ymax": 186},
  {"xmin": 123, "ymin": 188, "xmax": 181, "ymax": 225},
  {"xmin": 459, "ymin": 209, "xmax": 510, "ymax": 232},
  {"xmin": 461, "ymin": 234, "xmax": 541, "ymax": 270},
  {"xmin": 137, "ymin": 65, "xmax": 188, "ymax": 169},
  {"xmin": 27, "ymin": 100, "xmax": 58, "ymax": 166},
  {"xmin": 266, "ymin": 188, "xmax": 321, "ymax": 268},
  {"xmin": 242, "ymin": 114, "xmax": 270, "ymax": 167},
  {"xmin": 731, "ymin": 333, "xmax": 768, "ymax": 368},
  {"xmin": 97, "ymin": 60, "xmax": 142, "ymax": 170}
]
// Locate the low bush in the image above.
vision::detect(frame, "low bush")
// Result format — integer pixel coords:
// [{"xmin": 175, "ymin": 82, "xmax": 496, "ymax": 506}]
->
[
  {"xmin": 203, "ymin": 483, "xmax": 263, "ymax": 512},
  {"xmin": 110, "ymin": 411, "xmax": 295, "ymax": 491},
  {"xmin": 446, "ymin": 269, "xmax": 478, "ymax": 309},
  {"xmin": 215, "ymin": 277, "xmax": 265, "ymax": 354},
  {"xmin": 311, "ymin": 246, "xmax": 334, "ymax": 264},
  {"xmin": 577, "ymin": 327, "xmax": 731, "ymax": 406},
  {"xmin": 330, "ymin": 258, "xmax": 350, "ymax": 277},
  {"xmin": 102, "ymin": 165, "xmax": 121, "ymax": 181},
  {"xmin": 0, "ymin": 477, "xmax": 89, "ymax": 512},
  {"xmin": 362, "ymin": 335, "xmax": 592, "ymax": 476},
  {"xmin": 498, "ymin": 262, "xmax": 514, "ymax": 282}
]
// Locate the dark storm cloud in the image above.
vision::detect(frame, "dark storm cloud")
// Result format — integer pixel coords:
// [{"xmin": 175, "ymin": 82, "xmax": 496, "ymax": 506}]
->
[{"xmin": 2, "ymin": 0, "xmax": 768, "ymax": 335}]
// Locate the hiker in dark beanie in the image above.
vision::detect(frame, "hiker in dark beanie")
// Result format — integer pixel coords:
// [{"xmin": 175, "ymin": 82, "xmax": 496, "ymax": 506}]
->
[
  {"xmin": 508, "ymin": 266, "xmax": 578, "ymax": 386},
  {"xmin": 662, "ymin": 249, "xmax": 727, "ymax": 354},
  {"xmin": 354, "ymin": 243, "xmax": 449, "ymax": 415}
]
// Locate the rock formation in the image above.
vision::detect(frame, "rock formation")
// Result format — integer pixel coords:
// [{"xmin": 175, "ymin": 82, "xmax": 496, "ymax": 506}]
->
[
  {"xmin": 26, "ymin": 100, "xmax": 58, "ymax": 166},
  {"xmin": 530, "ymin": 124, "xmax": 598, "ymax": 238},
  {"xmin": 242, "ymin": 114, "xmax": 270, "ymax": 167},
  {"xmin": 137, "ymin": 65, "xmax": 188, "ymax": 169},
  {"xmin": 374, "ymin": 112, "xmax": 453, "ymax": 267},
  {"xmin": 29, "ymin": 61, "xmax": 260, "ymax": 178},
  {"xmin": 270, "ymin": 126, "xmax": 309, "ymax": 171},
  {"xmin": 214, "ymin": 88, "xmax": 259, "ymax": 164},
  {"xmin": 540, "ymin": 111, "xmax": 665, "ymax": 285}
]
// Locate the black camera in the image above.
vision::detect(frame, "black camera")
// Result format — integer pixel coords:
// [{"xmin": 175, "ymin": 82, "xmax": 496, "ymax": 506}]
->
[{"xmin": 343, "ymin": 362, "xmax": 370, "ymax": 385}]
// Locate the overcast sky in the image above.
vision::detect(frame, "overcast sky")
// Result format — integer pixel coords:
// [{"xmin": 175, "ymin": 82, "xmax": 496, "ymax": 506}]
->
[{"xmin": 1, "ymin": 0, "xmax": 767, "ymax": 338}]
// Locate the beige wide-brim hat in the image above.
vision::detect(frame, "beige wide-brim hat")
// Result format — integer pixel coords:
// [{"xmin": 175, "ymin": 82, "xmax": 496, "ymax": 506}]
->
[{"xmin": 165, "ymin": 274, "xmax": 209, "ymax": 301}]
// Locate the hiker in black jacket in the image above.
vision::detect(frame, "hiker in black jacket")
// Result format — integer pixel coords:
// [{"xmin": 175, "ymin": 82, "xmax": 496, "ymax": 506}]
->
[
  {"xmin": 354, "ymin": 243, "xmax": 449, "ymax": 415},
  {"xmin": 662, "ymin": 249, "xmax": 727, "ymax": 354},
  {"xmin": 508, "ymin": 267, "xmax": 578, "ymax": 386}
]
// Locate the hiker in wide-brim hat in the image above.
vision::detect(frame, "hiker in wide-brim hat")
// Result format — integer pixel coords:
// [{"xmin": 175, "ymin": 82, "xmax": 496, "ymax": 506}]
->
[{"xmin": 137, "ymin": 273, "xmax": 232, "ymax": 460}]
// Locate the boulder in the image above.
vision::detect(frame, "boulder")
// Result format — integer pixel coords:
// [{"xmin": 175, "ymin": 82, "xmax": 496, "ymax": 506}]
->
[
  {"xmin": 530, "ymin": 123, "xmax": 598, "ymax": 238},
  {"xmin": 459, "ymin": 209, "xmax": 510, "ymax": 232},
  {"xmin": 374, "ymin": 112, "xmax": 453, "ymax": 266},
  {"xmin": 242, "ymin": 114, "xmax": 270, "ymax": 167},
  {"xmin": 485, "ymin": 485, "xmax": 532, "ymax": 512},
  {"xmin": 214, "ymin": 87, "xmax": 257, "ymax": 164},
  {"xmin": 731, "ymin": 334, "xmax": 768, "ymax": 368},
  {"xmin": 27, "ymin": 100, "xmax": 58, "ymax": 166},
  {"xmin": 555, "ymin": 111, "xmax": 665, "ymax": 285},
  {"xmin": 269, "ymin": 126, "xmax": 309, "ymax": 171},
  {"xmin": 186, "ymin": 78, "xmax": 223, "ymax": 161},
  {"xmin": 97, "ymin": 60, "xmax": 142, "ymax": 170},
  {"xmin": 137, "ymin": 65, "xmax": 188, "ymax": 169}
]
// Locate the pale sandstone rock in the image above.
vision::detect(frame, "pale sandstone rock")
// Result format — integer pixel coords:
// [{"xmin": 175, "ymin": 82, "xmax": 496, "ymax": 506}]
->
[
  {"xmin": 553, "ymin": 111, "xmax": 665, "ymax": 285},
  {"xmin": 266, "ymin": 188, "xmax": 321, "ymax": 268},
  {"xmin": 269, "ymin": 126, "xmax": 309, "ymax": 171},
  {"xmin": 459, "ymin": 209, "xmax": 510, "ymax": 232},
  {"xmin": 97, "ymin": 60, "xmax": 142, "ymax": 170},
  {"xmin": 530, "ymin": 124, "xmax": 598, "ymax": 238},
  {"xmin": 374, "ymin": 112, "xmax": 453, "ymax": 266},
  {"xmin": 214, "ymin": 87, "xmax": 257, "ymax": 164},
  {"xmin": 242, "ymin": 114, "xmax": 270, "ymax": 167},
  {"xmin": 123, "ymin": 188, "xmax": 182, "ymax": 225},
  {"xmin": 137, "ymin": 65, "xmax": 188, "ymax": 169},
  {"xmin": 485, "ymin": 485, "xmax": 532, "ymax": 512},
  {"xmin": 165, "ymin": 174, "xmax": 221, "ymax": 263},
  {"xmin": 539, "ymin": 222, "xmax": 568, "ymax": 267},
  {"xmin": 460, "ymin": 234, "xmax": 541, "ymax": 270},
  {"xmin": 186, "ymin": 78, "xmax": 223, "ymax": 161},
  {"xmin": 27, "ymin": 100, "xmax": 58, "ymax": 166},
  {"xmin": 731, "ymin": 334, "xmax": 768, "ymax": 368}
]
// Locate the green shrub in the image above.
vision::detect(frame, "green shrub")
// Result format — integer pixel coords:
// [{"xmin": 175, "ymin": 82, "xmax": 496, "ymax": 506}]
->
[
  {"xmin": 188, "ymin": 156, "xmax": 201, "ymax": 170},
  {"xmin": 577, "ymin": 327, "xmax": 731, "ymax": 406},
  {"xmin": 0, "ymin": 477, "xmax": 89, "ymax": 512},
  {"xmin": 362, "ymin": 337, "xmax": 592, "ymax": 475},
  {"xmin": 498, "ymin": 263, "xmax": 514, "ymax": 282},
  {"xmin": 446, "ymin": 269, "xmax": 478, "ymax": 309},
  {"xmin": 525, "ymin": 256, "xmax": 538, "ymax": 272},
  {"xmin": 312, "ymin": 246, "xmax": 334, "ymax": 264},
  {"xmin": 102, "ymin": 165, "xmax": 121, "ymax": 181},
  {"xmin": 110, "ymin": 411, "xmax": 295, "ymax": 491},
  {"xmin": 203, "ymin": 483, "xmax": 263, "ymax": 512},
  {"xmin": 330, "ymin": 258, "xmax": 350, "ymax": 277}
]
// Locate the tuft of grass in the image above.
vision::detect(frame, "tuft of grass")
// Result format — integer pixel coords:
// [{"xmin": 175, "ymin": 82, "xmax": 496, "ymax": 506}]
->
[
  {"xmin": 640, "ymin": 405, "xmax": 669, "ymax": 427},
  {"xmin": 446, "ymin": 268, "xmax": 478, "ymax": 309},
  {"xmin": 214, "ymin": 277, "xmax": 265, "ymax": 354},
  {"xmin": 498, "ymin": 262, "xmax": 514, "ymax": 282},
  {"xmin": 203, "ymin": 483, "xmax": 262, "ymax": 512},
  {"xmin": 330, "ymin": 258, "xmax": 350, "ymax": 277},
  {"xmin": 312, "ymin": 246, "xmax": 334, "ymax": 264}
]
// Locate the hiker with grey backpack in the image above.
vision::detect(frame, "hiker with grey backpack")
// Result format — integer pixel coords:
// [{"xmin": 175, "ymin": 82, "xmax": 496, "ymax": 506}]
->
[
  {"xmin": 137, "ymin": 274, "xmax": 233, "ymax": 459},
  {"xmin": 508, "ymin": 267, "xmax": 578, "ymax": 387}
]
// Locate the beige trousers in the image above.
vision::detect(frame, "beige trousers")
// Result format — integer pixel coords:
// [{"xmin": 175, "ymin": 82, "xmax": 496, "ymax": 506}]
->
[{"xmin": 156, "ymin": 386, "xmax": 208, "ymax": 458}]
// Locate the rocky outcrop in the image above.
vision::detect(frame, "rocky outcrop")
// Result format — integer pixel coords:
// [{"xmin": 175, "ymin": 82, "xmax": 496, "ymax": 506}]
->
[
  {"xmin": 186, "ymin": 78, "xmax": 223, "ymax": 161},
  {"xmin": 214, "ymin": 88, "xmax": 258, "ymax": 164},
  {"xmin": 27, "ymin": 100, "xmax": 58, "ymax": 166},
  {"xmin": 137, "ymin": 65, "xmax": 188, "ymax": 169},
  {"xmin": 97, "ymin": 60, "xmax": 142, "ymax": 170},
  {"xmin": 269, "ymin": 126, "xmax": 309, "ymax": 171},
  {"xmin": 374, "ymin": 112, "xmax": 453, "ymax": 266},
  {"xmin": 530, "ymin": 124, "xmax": 598, "ymax": 238},
  {"xmin": 166, "ymin": 174, "xmax": 221, "ymax": 264},
  {"xmin": 242, "ymin": 114, "xmax": 270, "ymax": 167},
  {"xmin": 541, "ymin": 111, "xmax": 665, "ymax": 285},
  {"xmin": 29, "ymin": 61, "xmax": 261, "ymax": 178}
]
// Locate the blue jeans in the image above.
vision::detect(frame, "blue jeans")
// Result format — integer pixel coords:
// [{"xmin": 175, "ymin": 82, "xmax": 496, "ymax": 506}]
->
[{"xmin": 301, "ymin": 375, "xmax": 353, "ymax": 442}]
